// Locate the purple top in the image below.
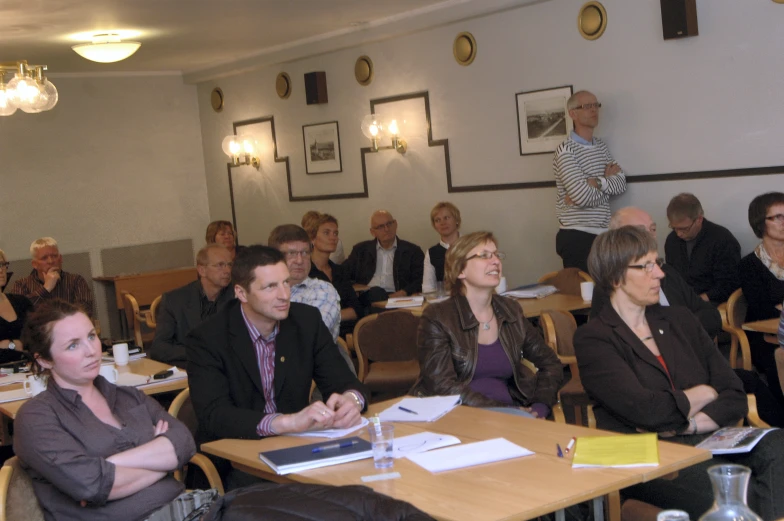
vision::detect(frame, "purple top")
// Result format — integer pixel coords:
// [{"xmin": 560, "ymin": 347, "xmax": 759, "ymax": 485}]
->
[{"xmin": 469, "ymin": 338, "xmax": 514, "ymax": 405}]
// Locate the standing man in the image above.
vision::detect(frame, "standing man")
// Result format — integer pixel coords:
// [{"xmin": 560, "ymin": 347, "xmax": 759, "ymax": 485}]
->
[
  {"xmin": 553, "ymin": 90, "xmax": 627, "ymax": 272},
  {"xmin": 12, "ymin": 237, "xmax": 94, "ymax": 316},
  {"xmin": 186, "ymin": 246, "xmax": 368, "ymax": 486},
  {"xmin": 346, "ymin": 210, "xmax": 424, "ymax": 301},
  {"xmin": 665, "ymin": 193, "xmax": 741, "ymax": 304},
  {"xmin": 148, "ymin": 244, "xmax": 235, "ymax": 368}
]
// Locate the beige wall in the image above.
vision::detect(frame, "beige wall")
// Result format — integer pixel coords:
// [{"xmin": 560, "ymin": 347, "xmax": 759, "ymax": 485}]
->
[{"xmin": 0, "ymin": 74, "xmax": 209, "ymax": 332}]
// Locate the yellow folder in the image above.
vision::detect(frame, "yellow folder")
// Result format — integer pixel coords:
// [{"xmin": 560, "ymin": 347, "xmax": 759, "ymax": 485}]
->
[{"xmin": 571, "ymin": 433, "xmax": 660, "ymax": 468}]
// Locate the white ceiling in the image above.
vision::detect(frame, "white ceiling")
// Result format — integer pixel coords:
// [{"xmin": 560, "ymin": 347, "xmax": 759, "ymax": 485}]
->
[{"xmin": 0, "ymin": 0, "xmax": 540, "ymax": 80}]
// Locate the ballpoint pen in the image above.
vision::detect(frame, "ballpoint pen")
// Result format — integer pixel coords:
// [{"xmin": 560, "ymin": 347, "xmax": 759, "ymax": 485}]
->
[
  {"xmin": 556, "ymin": 443, "xmax": 564, "ymax": 458},
  {"xmin": 398, "ymin": 406, "xmax": 419, "ymax": 415},
  {"xmin": 312, "ymin": 439, "xmax": 359, "ymax": 453}
]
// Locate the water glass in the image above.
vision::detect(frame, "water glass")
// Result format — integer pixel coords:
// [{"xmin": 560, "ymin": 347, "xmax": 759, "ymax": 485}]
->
[
  {"xmin": 368, "ymin": 424, "xmax": 394, "ymax": 469},
  {"xmin": 658, "ymin": 511, "xmax": 690, "ymax": 521}
]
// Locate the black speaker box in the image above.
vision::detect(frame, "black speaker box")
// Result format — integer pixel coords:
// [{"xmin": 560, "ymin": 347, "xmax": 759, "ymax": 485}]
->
[
  {"xmin": 660, "ymin": 0, "xmax": 698, "ymax": 40},
  {"xmin": 304, "ymin": 71, "xmax": 328, "ymax": 105}
]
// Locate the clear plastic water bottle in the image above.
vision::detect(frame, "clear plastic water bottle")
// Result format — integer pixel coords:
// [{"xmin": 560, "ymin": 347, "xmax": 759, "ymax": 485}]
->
[{"xmin": 698, "ymin": 464, "xmax": 762, "ymax": 521}]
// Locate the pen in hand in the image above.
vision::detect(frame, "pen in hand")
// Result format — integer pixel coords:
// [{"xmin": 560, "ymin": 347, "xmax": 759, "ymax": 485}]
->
[
  {"xmin": 312, "ymin": 439, "xmax": 359, "ymax": 453},
  {"xmin": 398, "ymin": 406, "xmax": 419, "ymax": 415}
]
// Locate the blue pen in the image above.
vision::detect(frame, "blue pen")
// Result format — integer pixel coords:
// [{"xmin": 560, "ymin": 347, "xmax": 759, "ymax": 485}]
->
[
  {"xmin": 556, "ymin": 443, "xmax": 564, "ymax": 458},
  {"xmin": 398, "ymin": 406, "xmax": 419, "ymax": 415},
  {"xmin": 312, "ymin": 439, "xmax": 358, "ymax": 453}
]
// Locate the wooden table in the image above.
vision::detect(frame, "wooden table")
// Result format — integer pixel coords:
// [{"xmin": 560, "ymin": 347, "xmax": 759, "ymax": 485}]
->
[
  {"xmin": 0, "ymin": 358, "xmax": 187, "ymax": 421},
  {"xmin": 372, "ymin": 293, "xmax": 592, "ymax": 320},
  {"xmin": 742, "ymin": 318, "xmax": 779, "ymax": 335},
  {"xmin": 202, "ymin": 401, "xmax": 710, "ymax": 521}
]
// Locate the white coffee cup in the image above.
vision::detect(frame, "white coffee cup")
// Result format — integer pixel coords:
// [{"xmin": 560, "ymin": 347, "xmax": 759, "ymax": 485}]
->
[
  {"xmin": 113, "ymin": 343, "xmax": 130, "ymax": 366},
  {"xmin": 99, "ymin": 364, "xmax": 119, "ymax": 383},
  {"xmin": 23, "ymin": 375, "xmax": 47, "ymax": 397},
  {"xmin": 580, "ymin": 281, "xmax": 595, "ymax": 301}
]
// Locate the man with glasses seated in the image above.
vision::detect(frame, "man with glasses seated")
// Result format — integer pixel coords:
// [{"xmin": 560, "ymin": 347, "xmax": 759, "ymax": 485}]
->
[
  {"xmin": 149, "ymin": 244, "xmax": 234, "ymax": 368},
  {"xmin": 346, "ymin": 210, "xmax": 425, "ymax": 303},
  {"xmin": 12, "ymin": 236, "xmax": 94, "ymax": 316},
  {"xmin": 665, "ymin": 193, "xmax": 741, "ymax": 305},
  {"xmin": 553, "ymin": 90, "xmax": 627, "ymax": 273}
]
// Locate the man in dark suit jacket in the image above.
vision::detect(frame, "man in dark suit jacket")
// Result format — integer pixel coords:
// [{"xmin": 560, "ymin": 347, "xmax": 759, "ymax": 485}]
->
[
  {"xmin": 346, "ymin": 210, "xmax": 425, "ymax": 300},
  {"xmin": 148, "ymin": 244, "xmax": 235, "ymax": 368},
  {"xmin": 186, "ymin": 245, "xmax": 368, "ymax": 486},
  {"xmin": 590, "ymin": 207, "xmax": 722, "ymax": 338}
]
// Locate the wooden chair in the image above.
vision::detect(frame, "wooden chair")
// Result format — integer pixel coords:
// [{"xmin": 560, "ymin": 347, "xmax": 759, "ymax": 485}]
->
[
  {"xmin": 721, "ymin": 288, "xmax": 753, "ymax": 370},
  {"xmin": 121, "ymin": 291, "xmax": 155, "ymax": 349},
  {"xmin": 540, "ymin": 309, "xmax": 596, "ymax": 427},
  {"xmin": 352, "ymin": 310, "xmax": 420, "ymax": 401},
  {"xmin": 145, "ymin": 294, "xmax": 163, "ymax": 329},
  {"xmin": 168, "ymin": 387, "xmax": 225, "ymax": 495},
  {"xmin": 538, "ymin": 268, "xmax": 593, "ymax": 297}
]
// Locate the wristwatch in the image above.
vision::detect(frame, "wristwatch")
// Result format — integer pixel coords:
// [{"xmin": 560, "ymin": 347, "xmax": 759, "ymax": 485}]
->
[{"xmin": 7, "ymin": 341, "xmax": 16, "ymax": 351}]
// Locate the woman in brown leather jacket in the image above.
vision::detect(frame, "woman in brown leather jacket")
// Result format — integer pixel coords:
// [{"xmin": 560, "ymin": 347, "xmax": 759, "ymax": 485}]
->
[{"xmin": 410, "ymin": 232, "xmax": 563, "ymax": 418}]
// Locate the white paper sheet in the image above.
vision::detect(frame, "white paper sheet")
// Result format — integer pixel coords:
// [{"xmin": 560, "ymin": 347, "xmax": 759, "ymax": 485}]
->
[
  {"xmin": 392, "ymin": 432, "xmax": 461, "ymax": 458},
  {"xmin": 385, "ymin": 296, "xmax": 425, "ymax": 309},
  {"xmin": 406, "ymin": 437, "xmax": 533, "ymax": 473},
  {"xmin": 0, "ymin": 388, "xmax": 28, "ymax": 403},
  {"xmin": 286, "ymin": 417, "xmax": 370, "ymax": 439},
  {"xmin": 377, "ymin": 395, "xmax": 461, "ymax": 422}
]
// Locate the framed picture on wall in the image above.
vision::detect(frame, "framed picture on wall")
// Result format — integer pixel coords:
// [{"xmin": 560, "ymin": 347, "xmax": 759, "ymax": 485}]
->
[
  {"xmin": 302, "ymin": 121, "xmax": 342, "ymax": 174},
  {"xmin": 515, "ymin": 85, "xmax": 573, "ymax": 156}
]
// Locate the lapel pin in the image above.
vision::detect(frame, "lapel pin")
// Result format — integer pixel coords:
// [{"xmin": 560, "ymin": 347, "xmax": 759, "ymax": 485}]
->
[
  {"xmin": 280, "ymin": 356, "xmax": 286, "ymax": 362},
  {"xmin": 659, "ymin": 329, "xmax": 663, "ymax": 335}
]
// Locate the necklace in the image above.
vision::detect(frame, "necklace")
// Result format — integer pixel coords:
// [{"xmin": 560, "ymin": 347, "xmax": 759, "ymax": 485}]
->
[{"xmin": 478, "ymin": 311, "xmax": 494, "ymax": 330}]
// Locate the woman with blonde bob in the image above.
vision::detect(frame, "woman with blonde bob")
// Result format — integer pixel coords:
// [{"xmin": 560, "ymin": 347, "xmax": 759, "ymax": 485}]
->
[
  {"xmin": 411, "ymin": 232, "xmax": 563, "ymax": 417},
  {"xmin": 422, "ymin": 202, "xmax": 461, "ymax": 293}
]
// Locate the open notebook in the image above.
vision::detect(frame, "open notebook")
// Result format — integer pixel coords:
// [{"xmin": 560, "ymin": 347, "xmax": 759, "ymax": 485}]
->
[{"xmin": 377, "ymin": 395, "xmax": 461, "ymax": 422}]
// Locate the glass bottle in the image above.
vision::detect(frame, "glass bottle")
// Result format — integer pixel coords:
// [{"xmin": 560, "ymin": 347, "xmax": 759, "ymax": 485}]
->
[
  {"xmin": 658, "ymin": 510, "xmax": 690, "ymax": 521},
  {"xmin": 698, "ymin": 464, "xmax": 762, "ymax": 521}
]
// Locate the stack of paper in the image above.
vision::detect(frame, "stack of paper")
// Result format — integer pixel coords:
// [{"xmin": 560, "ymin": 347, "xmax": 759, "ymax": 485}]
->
[
  {"xmin": 385, "ymin": 296, "xmax": 425, "ymax": 309},
  {"xmin": 259, "ymin": 436, "xmax": 373, "ymax": 475},
  {"xmin": 502, "ymin": 284, "xmax": 558, "ymax": 299},
  {"xmin": 393, "ymin": 431, "xmax": 461, "ymax": 458},
  {"xmin": 572, "ymin": 433, "xmax": 659, "ymax": 468},
  {"xmin": 407, "ymin": 438, "xmax": 533, "ymax": 472},
  {"xmin": 377, "ymin": 395, "xmax": 461, "ymax": 422}
]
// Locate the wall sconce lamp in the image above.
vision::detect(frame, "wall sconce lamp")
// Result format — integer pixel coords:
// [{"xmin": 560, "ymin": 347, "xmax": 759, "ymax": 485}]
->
[
  {"xmin": 221, "ymin": 134, "xmax": 260, "ymax": 168},
  {"xmin": 360, "ymin": 114, "xmax": 383, "ymax": 152},
  {"xmin": 360, "ymin": 114, "xmax": 406, "ymax": 154}
]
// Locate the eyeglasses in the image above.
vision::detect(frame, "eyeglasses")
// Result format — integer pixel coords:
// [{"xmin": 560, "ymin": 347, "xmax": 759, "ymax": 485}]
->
[
  {"xmin": 283, "ymin": 250, "xmax": 310, "ymax": 260},
  {"xmin": 372, "ymin": 220, "xmax": 397, "ymax": 232},
  {"xmin": 765, "ymin": 214, "xmax": 784, "ymax": 224},
  {"xmin": 0, "ymin": 262, "xmax": 9, "ymax": 270},
  {"xmin": 574, "ymin": 102, "xmax": 602, "ymax": 110},
  {"xmin": 668, "ymin": 219, "xmax": 697, "ymax": 234},
  {"xmin": 628, "ymin": 258, "xmax": 664, "ymax": 273},
  {"xmin": 207, "ymin": 262, "xmax": 233, "ymax": 269},
  {"xmin": 466, "ymin": 251, "xmax": 507, "ymax": 261}
]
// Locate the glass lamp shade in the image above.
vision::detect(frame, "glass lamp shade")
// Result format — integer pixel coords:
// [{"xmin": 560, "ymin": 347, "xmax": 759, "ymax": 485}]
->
[
  {"xmin": 221, "ymin": 135, "xmax": 242, "ymax": 157},
  {"xmin": 7, "ymin": 75, "xmax": 44, "ymax": 112},
  {"xmin": 360, "ymin": 114, "xmax": 383, "ymax": 139},
  {"xmin": 38, "ymin": 79, "xmax": 58, "ymax": 111},
  {"xmin": 72, "ymin": 41, "xmax": 141, "ymax": 63},
  {"xmin": 0, "ymin": 82, "xmax": 18, "ymax": 116}
]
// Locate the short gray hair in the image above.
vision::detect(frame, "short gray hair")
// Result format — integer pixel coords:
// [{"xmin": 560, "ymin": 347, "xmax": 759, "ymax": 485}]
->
[
  {"xmin": 30, "ymin": 237, "xmax": 58, "ymax": 257},
  {"xmin": 567, "ymin": 90, "xmax": 594, "ymax": 111}
]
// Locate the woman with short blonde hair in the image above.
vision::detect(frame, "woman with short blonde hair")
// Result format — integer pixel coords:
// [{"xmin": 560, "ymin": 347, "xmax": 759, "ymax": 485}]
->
[{"xmin": 423, "ymin": 202, "xmax": 462, "ymax": 294}]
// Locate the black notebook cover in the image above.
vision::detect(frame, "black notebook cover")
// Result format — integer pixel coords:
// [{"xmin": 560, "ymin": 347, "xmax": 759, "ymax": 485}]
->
[{"xmin": 259, "ymin": 436, "xmax": 373, "ymax": 475}]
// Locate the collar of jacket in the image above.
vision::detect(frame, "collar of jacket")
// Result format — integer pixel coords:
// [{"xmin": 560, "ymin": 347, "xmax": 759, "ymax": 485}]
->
[{"xmin": 454, "ymin": 293, "xmax": 519, "ymax": 331}]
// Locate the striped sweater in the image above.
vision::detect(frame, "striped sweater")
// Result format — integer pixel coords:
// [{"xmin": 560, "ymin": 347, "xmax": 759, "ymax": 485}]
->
[{"xmin": 552, "ymin": 136, "xmax": 627, "ymax": 229}]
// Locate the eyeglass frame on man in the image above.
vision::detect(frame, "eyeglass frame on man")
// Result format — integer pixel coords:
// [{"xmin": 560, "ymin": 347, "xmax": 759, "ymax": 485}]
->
[
  {"xmin": 281, "ymin": 249, "xmax": 311, "ymax": 260},
  {"xmin": 627, "ymin": 258, "xmax": 664, "ymax": 273},
  {"xmin": 765, "ymin": 213, "xmax": 784, "ymax": 224},
  {"xmin": 573, "ymin": 102, "xmax": 602, "ymax": 110},
  {"xmin": 466, "ymin": 251, "xmax": 507, "ymax": 261},
  {"xmin": 372, "ymin": 220, "xmax": 397, "ymax": 232},
  {"xmin": 668, "ymin": 219, "xmax": 698, "ymax": 234}
]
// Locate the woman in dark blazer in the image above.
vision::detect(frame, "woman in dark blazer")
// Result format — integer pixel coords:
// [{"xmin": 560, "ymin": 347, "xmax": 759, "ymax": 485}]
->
[{"xmin": 575, "ymin": 226, "xmax": 784, "ymax": 519}]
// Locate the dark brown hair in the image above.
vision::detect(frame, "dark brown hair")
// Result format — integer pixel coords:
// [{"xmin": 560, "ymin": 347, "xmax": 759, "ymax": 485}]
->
[
  {"xmin": 444, "ymin": 231, "xmax": 497, "ymax": 297},
  {"xmin": 748, "ymin": 192, "xmax": 784, "ymax": 239},
  {"xmin": 588, "ymin": 226, "xmax": 658, "ymax": 295},
  {"xmin": 21, "ymin": 299, "xmax": 87, "ymax": 376},
  {"xmin": 267, "ymin": 225, "xmax": 311, "ymax": 249},
  {"xmin": 231, "ymin": 245, "xmax": 285, "ymax": 291},
  {"xmin": 666, "ymin": 193, "xmax": 703, "ymax": 221}
]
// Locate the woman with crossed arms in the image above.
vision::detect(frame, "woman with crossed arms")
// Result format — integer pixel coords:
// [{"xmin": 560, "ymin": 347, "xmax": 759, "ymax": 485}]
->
[{"xmin": 574, "ymin": 226, "xmax": 784, "ymax": 519}]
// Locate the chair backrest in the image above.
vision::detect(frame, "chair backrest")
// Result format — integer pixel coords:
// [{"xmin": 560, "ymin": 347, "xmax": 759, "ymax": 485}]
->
[
  {"xmin": 539, "ymin": 309, "xmax": 578, "ymax": 365},
  {"xmin": 149, "ymin": 294, "xmax": 163, "ymax": 328},
  {"xmin": 538, "ymin": 268, "xmax": 592, "ymax": 296},
  {"xmin": 353, "ymin": 310, "xmax": 420, "ymax": 381},
  {"xmin": 121, "ymin": 291, "xmax": 145, "ymax": 348},
  {"xmin": 0, "ymin": 458, "xmax": 45, "ymax": 521},
  {"xmin": 726, "ymin": 288, "xmax": 747, "ymax": 329},
  {"xmin": 168, "ymin": 387, "xmax": 197, "ymax": 437}
]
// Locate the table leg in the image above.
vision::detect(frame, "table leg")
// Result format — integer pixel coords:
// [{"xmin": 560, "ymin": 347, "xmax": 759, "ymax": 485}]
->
[
  {"xmin": 555, "ymin": 509, "xmax": 565, "ymax": 521},
  {"xmin": 593, "ymin": 496, "xmax": 605, "ymax": 521}
]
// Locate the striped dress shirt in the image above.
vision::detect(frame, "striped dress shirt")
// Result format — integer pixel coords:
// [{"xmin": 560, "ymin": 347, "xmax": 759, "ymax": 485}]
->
[
  {"xmin": 553, "ymin": 134, "xmax": 627, "ymax": 230},
  {"xmin": 240, "ymin": 306, "xmax": 281, "ymax": 436},
  {"xmin": 11, "ymin": 269, "xmax": 95, "ymax": 317}
]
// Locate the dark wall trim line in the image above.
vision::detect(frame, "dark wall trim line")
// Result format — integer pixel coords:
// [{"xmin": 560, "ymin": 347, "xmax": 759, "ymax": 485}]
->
[{"xmin": 626, "ymin": 165, "xmax": 784, "ymax": 183}]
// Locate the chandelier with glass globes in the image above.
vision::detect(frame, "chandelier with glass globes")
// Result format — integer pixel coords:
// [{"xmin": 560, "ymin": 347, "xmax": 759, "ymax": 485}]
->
[{"xmin": 0, "ymin": 61, "xmax": 58, "ymax": 116}]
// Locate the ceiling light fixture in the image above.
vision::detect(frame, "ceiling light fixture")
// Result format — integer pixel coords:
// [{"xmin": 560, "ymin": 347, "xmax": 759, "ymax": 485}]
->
[
  {"xmin": 0, "ymin": 61, "xmax": 58, "ymax": 116},
  {"xmin": 72, "ymin": 33, "xmax": 141, "ymax": 63}
]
